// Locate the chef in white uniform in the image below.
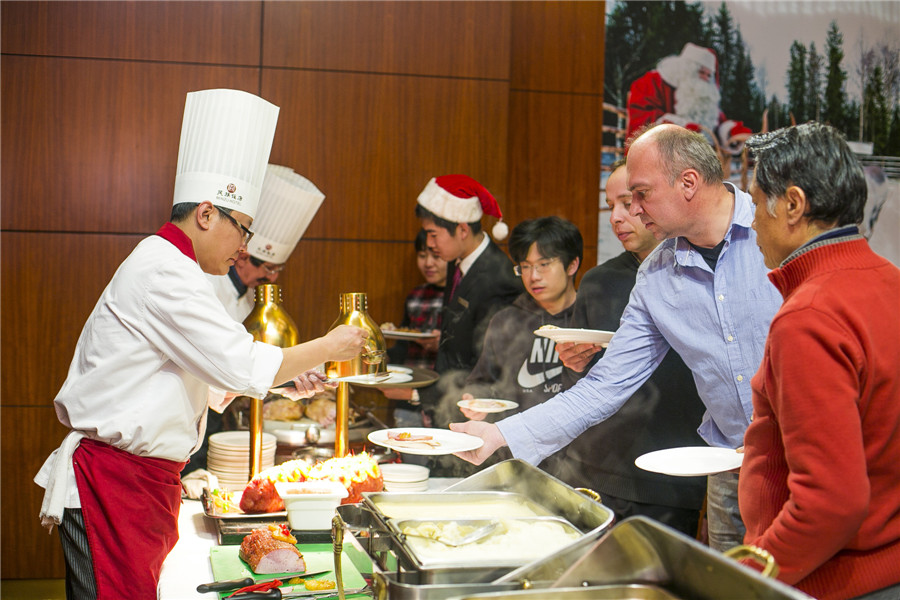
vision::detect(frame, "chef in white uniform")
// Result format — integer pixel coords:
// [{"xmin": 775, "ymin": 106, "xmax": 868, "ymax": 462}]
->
[
  {"xmin": 33, "ymin": 88, "xmax": 367, "ymax": 600},
  {"xmin": 209, "ymin": 164, "xmax": 325, "ymax": 321}
]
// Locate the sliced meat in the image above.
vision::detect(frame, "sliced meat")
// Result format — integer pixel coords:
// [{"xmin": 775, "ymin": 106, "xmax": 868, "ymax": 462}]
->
[{"xmin": 239, "ymin": 528, "xmax": 306, "ymax": 574}]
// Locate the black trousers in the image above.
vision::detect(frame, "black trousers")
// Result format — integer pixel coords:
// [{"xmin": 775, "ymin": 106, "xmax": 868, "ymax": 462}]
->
[{"xmin": 58, "ymin": 508, "xmax": 98, "ymax": 600}]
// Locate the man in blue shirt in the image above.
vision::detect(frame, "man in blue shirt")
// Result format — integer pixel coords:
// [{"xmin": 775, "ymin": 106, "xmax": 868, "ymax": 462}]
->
[{"xmin": 452, "ymin": 124, "xmax": 782, "ymax": 551}]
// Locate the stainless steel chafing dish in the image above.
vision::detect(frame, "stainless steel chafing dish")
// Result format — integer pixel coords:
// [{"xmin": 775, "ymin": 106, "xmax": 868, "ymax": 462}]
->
[
  {"xmin": 447, "ymin": 515, "xmax": 814, "ymax": 600},
  {"xmin": 335, "ymin": 459, "xmax": 614, "ymax": 599},
  {"xmin": 335, "ymin": 460, "xmax": 814, "ymax": 600}
]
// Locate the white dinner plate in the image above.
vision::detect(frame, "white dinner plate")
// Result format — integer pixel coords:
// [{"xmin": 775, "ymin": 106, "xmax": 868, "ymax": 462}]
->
[
  {"xmin": 532, "ymin": 327, "xmax": 615, "ymax": 345},
  {"xmin": 635, "ymin": 446, "xmax": 744, "ymax": 477},
  {"xmin": 368, "ymin": 427, "xmax": 484, "ymax": 456},
  {"xmin": 378, "ymin": 463, "xmax": 430, "ymax": 483},
  {"xmin": 387, "ymin": 365, "xmax": 414, "ymax": 375},
  {"xmin": 382, "ymin": 330, "xmax": 439, "ymax": 340},
  {"xmin": 208, "ymin": 431, "xmax": 277, "ymax": 450},
  {"xmin": 329, "ymin": 372, "xmax": 413, "ymax": 385},
  {"xmin": 457, "ymin": 398, "xmax": 519, "ymax": 414}
]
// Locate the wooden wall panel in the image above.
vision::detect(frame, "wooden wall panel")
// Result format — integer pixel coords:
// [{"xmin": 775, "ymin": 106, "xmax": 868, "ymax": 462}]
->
[
  {"xmin": 506, "ymin": 90, "xmax": 601, "ymax": 267},
  {"xmin": 1, "ymin": 57, "xmax": 260, "ymax": 232},
  {"xmin": 0, "ymin": 1, "xmax": 261, "ymax": 64},
  {"xmin": 1, "ymin": 407, "xmax": 70, "ymax": 578},
  {"xmin": 263, "ymin": 69, "xmax": 509, "ymax": 240},
  {"xmin": 263, "ymin": 1, "xmax": 511, "ymax": 78},
  {"xmin": 510, "ymin": 1, "xmax": 604, "ymax": 93},
  {"xmin": 0, "ymin": 233, "xmax": 146, "ymax": 406}
]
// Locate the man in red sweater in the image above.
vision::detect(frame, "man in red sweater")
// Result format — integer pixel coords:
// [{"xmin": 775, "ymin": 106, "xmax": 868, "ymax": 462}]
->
[{"xmin": 740, "ymin": 122, "xmax": 900, "ymax": 600}]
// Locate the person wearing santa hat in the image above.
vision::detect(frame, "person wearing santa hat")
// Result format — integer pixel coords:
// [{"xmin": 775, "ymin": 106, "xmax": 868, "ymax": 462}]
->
[
  {"xmin": 391, "ymin": 175, "xmax": 521, "ymax": 454},
  {"xmin": 626, "ymin": 42, "xmax": 752, "ymax": 154},
  {"xmin": 208, "ymin": 164, "xmax": 325, "ymax": 322},
  {"xmin": 33, "ymin": 89, "xmax": 367, "ymax": 600}
]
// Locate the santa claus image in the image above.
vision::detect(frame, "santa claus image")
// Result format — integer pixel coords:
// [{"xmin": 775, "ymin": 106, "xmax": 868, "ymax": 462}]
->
[{"xmin": 626, "ymin": 42, "xmax": 752, "ymax": 154}]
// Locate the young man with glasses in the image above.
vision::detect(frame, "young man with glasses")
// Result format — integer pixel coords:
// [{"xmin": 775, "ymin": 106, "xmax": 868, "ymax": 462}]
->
[{"xmin": 445, "ymin": 216, "xmax": 582, "ymax": 477}]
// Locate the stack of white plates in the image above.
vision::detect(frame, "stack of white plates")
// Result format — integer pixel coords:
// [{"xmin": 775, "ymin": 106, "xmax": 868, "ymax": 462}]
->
[
  {"xmin": 379, "ymin": 463, "xmax": 429, "ymax": 492},
  {"xmin": 208, "ymin": 431, "xmax": 276, "ymax": 491}
]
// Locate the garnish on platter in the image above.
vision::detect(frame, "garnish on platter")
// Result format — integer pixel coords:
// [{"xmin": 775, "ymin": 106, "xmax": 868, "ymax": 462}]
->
[{"xmin": 239, "ymin": 452, "xmax": 383, "ymax": 514}]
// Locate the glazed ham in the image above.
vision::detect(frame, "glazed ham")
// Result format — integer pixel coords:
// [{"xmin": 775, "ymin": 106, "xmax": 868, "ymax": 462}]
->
[
  {"xmin": 240, "ymin": 477, "xmax": 284, "ymax": 514},
  {"xmin": 239, "ymin": 528, "xmax": 306, "ymax": 574}
]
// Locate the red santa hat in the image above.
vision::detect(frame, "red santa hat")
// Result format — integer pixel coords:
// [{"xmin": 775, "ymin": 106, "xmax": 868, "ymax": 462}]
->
[
  {"xmin": 416, "ymin": 174, "xmax": 508, "ymax": 240},
  {"xmin": 680, "ymin": 42, "xmax": 717, "ymax": 74}
]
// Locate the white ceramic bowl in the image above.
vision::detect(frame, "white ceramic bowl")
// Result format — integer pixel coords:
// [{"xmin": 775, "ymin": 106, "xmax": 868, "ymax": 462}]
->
[
  {"xmin": 378, "ymin": 463, "xmax": 430, "ymax": 483},
  {"xmin": 275, "ymin": 480, "xmax": 348, "ymax": 530}
]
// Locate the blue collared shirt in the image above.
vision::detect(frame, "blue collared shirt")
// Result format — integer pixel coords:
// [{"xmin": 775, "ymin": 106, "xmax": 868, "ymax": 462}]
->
[{"xmin": 498, "ymin": 184, "xmax": 783, "ymax": 462}]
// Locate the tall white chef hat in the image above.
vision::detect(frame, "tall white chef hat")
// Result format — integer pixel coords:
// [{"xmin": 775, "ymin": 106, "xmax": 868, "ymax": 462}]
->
[
  {"xmin": 246, "ymin": 165, "xmax": 326, "ymax": 264},
  {"xmin": 173, "ymin": 89, "xmax": 279, "ymax": 219}
]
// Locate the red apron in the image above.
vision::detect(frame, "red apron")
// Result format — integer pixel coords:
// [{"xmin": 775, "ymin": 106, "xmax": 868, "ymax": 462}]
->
[{"xmin": 73, "ymin": 439, "xmax": 186, "ymax": 600}]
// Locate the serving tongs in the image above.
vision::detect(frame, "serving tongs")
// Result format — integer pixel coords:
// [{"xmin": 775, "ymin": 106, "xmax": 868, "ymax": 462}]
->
[{"xmin": 398, "ymin": 519, "xmax": 502, "ymax": 547}]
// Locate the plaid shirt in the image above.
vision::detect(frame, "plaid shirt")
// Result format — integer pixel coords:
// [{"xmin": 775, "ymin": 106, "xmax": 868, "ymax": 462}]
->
[{"xmin": 400, "ymin": 283, "xmax": 444, "ymax": 368}]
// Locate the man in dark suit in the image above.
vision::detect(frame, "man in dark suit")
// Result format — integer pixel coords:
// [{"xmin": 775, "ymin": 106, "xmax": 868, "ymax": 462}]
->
[{"xmin": 405, "ymin": 174, "xmax": 523, "ymax": 475}]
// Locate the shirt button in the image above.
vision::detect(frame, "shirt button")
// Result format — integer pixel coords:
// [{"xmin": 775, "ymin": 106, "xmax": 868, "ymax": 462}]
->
[
  {"xmin": 727, "ymin": 335, "xmax": 734, "ymax": 342},
  {"xmin": 718, "ymin": 294, "xmax": 725, "ymax": 301},
  {"xmin": 736, "ymin": 375, "xmax": 744, "ymax": 382}
]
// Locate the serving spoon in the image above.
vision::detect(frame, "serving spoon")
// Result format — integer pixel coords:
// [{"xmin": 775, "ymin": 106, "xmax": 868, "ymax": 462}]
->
[{"xmin": 401, "ymin": 520, "xmax": 501, "ymax": 547}]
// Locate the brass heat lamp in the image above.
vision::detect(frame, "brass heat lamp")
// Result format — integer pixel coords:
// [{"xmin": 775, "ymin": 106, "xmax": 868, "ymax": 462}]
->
[
  {"xmin": 242, "ymin": 283, "xmax": 298, "ymax": 479},
  {"xmin": 324, "ymin": 292, "xmax": 386, "ymax": 457}
]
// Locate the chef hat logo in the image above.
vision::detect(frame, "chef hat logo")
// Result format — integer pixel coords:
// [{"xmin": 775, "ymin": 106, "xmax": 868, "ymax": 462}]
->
[
  {"xmin": 245, "ymin": 165, "xmax": 326, "ymax": 264},
  {"xmin": 227, "ymin": 183, "xmax": 236, "ymax": 193}
]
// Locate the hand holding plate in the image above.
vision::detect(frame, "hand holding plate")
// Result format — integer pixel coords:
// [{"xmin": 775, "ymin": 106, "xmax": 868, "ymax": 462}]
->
[{"xmin": 449, "ymin": 421, "xmax": 507, "ymax": 465}]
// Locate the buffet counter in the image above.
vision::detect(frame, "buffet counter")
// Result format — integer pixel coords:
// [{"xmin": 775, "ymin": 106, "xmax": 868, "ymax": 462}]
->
[{"xmin": 158, "ymin": 478, "xmax": 462, "ymax": 599}]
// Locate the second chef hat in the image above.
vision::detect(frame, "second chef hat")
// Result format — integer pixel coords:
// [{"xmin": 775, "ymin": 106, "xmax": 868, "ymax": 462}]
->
[
  {"xmin": 173, "ymin": 88, "xmax": 280, "ymax": 220},
  {"xmin": 246, "ymin": 165, "xmax": 326, "ymax": 264},
  {"xmin": 416, "ymin": 174, "xmax": 508, "ymax": 240}
]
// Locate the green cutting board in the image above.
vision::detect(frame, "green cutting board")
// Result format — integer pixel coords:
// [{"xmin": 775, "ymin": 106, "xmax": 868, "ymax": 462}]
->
[{"xmin": 209, "ymin": 543, "xmax": 367, "ymax": 599}]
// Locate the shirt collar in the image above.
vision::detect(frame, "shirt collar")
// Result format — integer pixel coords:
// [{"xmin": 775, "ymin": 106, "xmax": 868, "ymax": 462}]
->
[
  {"xmin": 780, "ymin": 225, "xmax": 861, "ymax": 266},
  {"xmin": 227, "ymin": 265, "xmax": 248, "ymax": 297},
  {"xmin": 673, "ymin": 182, "xmax": 749, "ymax": 267},
  {"xmin": 458, "ymin": 233, "xmax": 491, "ymax": 276},
  {"xmin": 155, "ymin": 222, "xmax": 197, "ymax": 261}
]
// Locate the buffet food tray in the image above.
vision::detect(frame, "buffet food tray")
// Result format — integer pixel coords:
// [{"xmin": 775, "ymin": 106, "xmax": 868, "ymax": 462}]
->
[{"xmin": 336, "ymin": 459, "xmax": 614, "ymax": 598}]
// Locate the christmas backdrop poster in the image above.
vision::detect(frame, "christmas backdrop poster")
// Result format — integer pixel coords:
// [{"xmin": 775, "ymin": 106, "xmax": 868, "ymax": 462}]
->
[{"xmin": 599, "ymin": 0, "xmax": 899, "ymax": 266}]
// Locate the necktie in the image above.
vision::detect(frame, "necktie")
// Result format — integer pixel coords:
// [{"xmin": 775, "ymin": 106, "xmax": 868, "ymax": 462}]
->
[{"xmin": 449, "ymin": 265, "xmax": 463, "ymax": 299}]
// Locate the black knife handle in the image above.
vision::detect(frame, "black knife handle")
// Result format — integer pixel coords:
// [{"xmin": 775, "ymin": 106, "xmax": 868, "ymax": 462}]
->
[
  {"xmin": 196, "ymin": 576, "xmax": 254, "ymax": 593},
  {"xmin": 230, "ymin": 590, "xmax": 281, "ymax": 600}
]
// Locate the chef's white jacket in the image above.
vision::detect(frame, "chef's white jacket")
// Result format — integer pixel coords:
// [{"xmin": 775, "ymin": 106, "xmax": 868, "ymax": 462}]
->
[
  {"xmin": 35, "ymin": 235, "xmax": 283, "ymax": 507},
  {"xmin": 208, "ymin": 272, "xmax": 255, "ymax": 322}
]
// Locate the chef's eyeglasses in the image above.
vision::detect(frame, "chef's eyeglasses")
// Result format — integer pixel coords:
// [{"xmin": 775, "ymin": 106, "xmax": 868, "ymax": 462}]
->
[
  {"xmin": 514, "ymin": 257, "xmax": 560, "ymax": 277},
  {"xmin": 216, "ymin": 207, "xmax": 254, "ymax": 246},
  {"xmin": 249, "ymin": 256, "xmax": 285, "ymax": 275}
]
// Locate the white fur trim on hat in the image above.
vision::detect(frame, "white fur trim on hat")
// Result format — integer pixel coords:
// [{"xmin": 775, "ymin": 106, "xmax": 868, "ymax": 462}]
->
[
  {"xmin": 173, "ymin": 89, "xmax": 279, "ymax": 219},
  {"xmin": 492, "ymin": 220, "xmax": 509, "ymax": 240},
  {"xmin": 246, "ymin": 165, "xmax": 325, "ymax": 264},
  {"xmin": 416, "ymin": 178, "xmax": 482, "ymax": 223},
  {"xmin": 680, "ymin": 43, "xmax": 716, "ymax": 73}
]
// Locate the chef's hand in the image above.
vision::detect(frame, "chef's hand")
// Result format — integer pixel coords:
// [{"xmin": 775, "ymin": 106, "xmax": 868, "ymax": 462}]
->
[
  {"xmin": 416, "ymin": 329, "xmax": 441, "ymax": 354},
  {"xmin": 458, "ymin": 393, "xmax": 486, "ymax": 421},
  {"xmin": 557, "ymin": 341, "xmax": 603, "ymax": 373},
  {"xmin": 278, "ymin": 370, "xmax": 332, "ymax": 400},
  {"xmin": 450, "ymin": 421, "xmax": 507, "ymax": 465},
  {"xmin": 323, "ymin": 325, "xmax": 369, "ymax": 361}
]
